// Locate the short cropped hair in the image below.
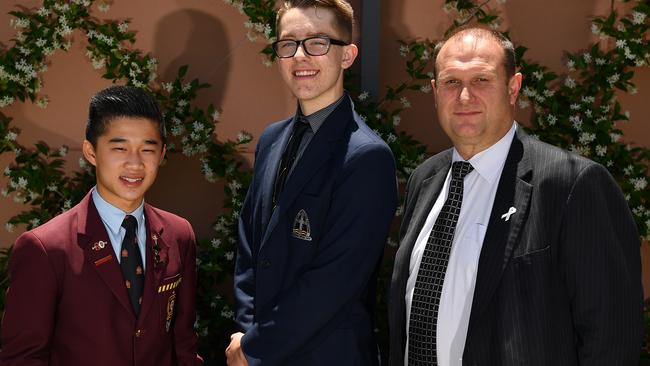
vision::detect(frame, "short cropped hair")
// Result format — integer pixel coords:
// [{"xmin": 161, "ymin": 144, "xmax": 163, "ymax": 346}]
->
[
  {"xmin": 86, "ymin": 85, "xmax": 166, "ymax": 146},
  {"xmin": 276, "ymin": 0, "xmax": 354, "ymax": 43},
  {"xmin": 433, "ymin": 25, "xmax": 516, "ymax": 81}
]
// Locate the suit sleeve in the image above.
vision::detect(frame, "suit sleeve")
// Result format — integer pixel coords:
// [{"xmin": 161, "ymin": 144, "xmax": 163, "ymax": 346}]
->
[
  {"xmin": 234, "ymin": 139, "xmax": 260, "ymax": 333},
  {"xmin": 560, "ymin": 163, "xmax": 643, "ymax": 364},
  {"xmin": 173, "ymin": 219, "xmax": 203, "ymax": 365},
  {"xmin": 0, "ymin": 232, "xmax": 58, "ymax": 365},
  {"xmin": 240, "ymin": 144, "xmax": 398, "ymax": 365}
]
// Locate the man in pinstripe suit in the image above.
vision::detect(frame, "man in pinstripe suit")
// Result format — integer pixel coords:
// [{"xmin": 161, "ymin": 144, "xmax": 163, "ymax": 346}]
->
[{"xmin": 389, "ymin": 25, "xmax": 643, "ymax": 365}]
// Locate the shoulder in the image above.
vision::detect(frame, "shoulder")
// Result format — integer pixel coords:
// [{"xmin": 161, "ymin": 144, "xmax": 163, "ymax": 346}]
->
[
  {"xmin": 18, "ymin": 201, "xmax": 83, "ymax": 249},
  {"xmin": 409, "ymin": 149, "xmax": 453, "ymax": 184},
  {"xmin": 256, "ymin": 118, "xmax": 292, "ymax": 152},
  {"xmin": 145, "ymin": 205, "xmax": 194, "ymax": 237},
  {"xmin": 346, "ymin": 112, "xmax": 394, "ymax": 159},
  {"xmin": 520, "ymin": 133, "xmax": 598, "ymax": 180}
]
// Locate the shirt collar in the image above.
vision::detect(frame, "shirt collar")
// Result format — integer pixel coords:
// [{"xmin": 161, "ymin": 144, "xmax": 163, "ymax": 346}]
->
[
  {"xmin": 91, "ymin": 187, "xmax": 145, "ymax": 236},
  {"xmin": 296, "ymin": 94, "xmax": 346, "ymax": 133},
  {"xmin": 452, "ymin": 122, "xmax": 517, "ymax": 184}
]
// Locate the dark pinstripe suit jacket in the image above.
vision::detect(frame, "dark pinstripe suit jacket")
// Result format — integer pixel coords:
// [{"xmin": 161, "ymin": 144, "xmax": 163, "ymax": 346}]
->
[{"xmin": 389, "ymin": 127, "xmax": 643, "ymax": 365}]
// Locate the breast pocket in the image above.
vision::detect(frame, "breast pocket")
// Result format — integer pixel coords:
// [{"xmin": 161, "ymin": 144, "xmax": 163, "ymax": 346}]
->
[{"xmin": 157, "ymin": 273, "xmax": 182, "ymax": 333}]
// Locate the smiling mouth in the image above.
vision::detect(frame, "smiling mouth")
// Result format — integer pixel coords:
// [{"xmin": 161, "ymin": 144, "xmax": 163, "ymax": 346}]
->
[
  {"xmin": 293, "ymin": 70, "xmax": 318, "ymax": 77},
  {"xmin": 121, "ymin": 176, "xmax": 144, "ymax": 184}
]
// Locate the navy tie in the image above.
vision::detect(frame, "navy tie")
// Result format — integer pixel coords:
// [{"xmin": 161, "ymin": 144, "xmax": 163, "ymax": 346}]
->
[
  {"xmin": 121, "ymin": 215, "xmax": 144, "ymax": 316},
  {"xmin": 273, "ymin": 117, "xmax": 310, "ymax": 206}
]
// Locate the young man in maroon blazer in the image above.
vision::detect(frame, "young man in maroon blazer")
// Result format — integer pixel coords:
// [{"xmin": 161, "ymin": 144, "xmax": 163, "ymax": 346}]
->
[{"xmin": 0, "ymin": 86, "xmax": 202, "ymax": 366}]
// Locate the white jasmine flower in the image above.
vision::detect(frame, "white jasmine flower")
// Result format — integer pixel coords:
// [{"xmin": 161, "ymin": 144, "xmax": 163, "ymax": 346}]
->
[
  {"xmin": 615, "ymin": 39, "xmax": 627, "ymax": 49},
  {"xmin": 630, "ymin": 87, "xmax": 638, "ymax": 95},
  {"xmin": 262, "ymin": 58, "xmax": 273, "ymax": 67},
  {"xmin": 624, "ymin": 110, "xmax": 630, "ymax": 119},
  {"xmin": 400, "ymin": 96, "xmax": 411, "ymax": 108},
  {"xmin": 632, "ymin": 11, "xmax": 646, "ymax": 25},
  {"xmin": 211, "ymin": 110, "xmax": 220, "ymax": 121},
  {"xmin": 595, "ymin": 145, "xmax": 606, "ymax": 157},
  {"xmin": 547, "ymin": 114, "xmax": 557, "ymax": 126},
  {"xmin": 192, "ymin": 121, "xmax": 204, "ymax": 132},
  {"xmin": 5, "ymin": 131, "xmax": 18, "ymax": 141},
  {"xmin": 420, "ymin": 84, "xmax": 432, "ymax": 93},
  {"xmin": 566, "ymin": 59, "xmax": 575, "ymax": 71},
  {"xmin": 375, "ymin": 113, "xmax": 382, "ymax": 120},
  {"xmin": 564, "ymin": 77, "xmax": 576, "ymax": 89},
  {"xmin": 225, "ymin": 251, "xmax": 234, "ymax": 261},
  {"xmin": 1, "ymin": 189, "xmax": 7, "ymax": 197},
  {"xmin": 578, "ymin": 132, "xmax": 596, "ymax": 144},
  {"xmin": 532, "ymin": 71, "xmax": 544, "ymax": 80},
  {"xmin": 583, "ymin": 53, "xmax": 592, "ymax": 64},
  {"xmin": 585, "ymin": 109, "xmax": 592, "ymax": 118},
  {"xmin": 386, "ymin": 134, "xmax": 397, "ymax": 143},
  {"xmin": 358, "ymin": 91, "xmax": 369, "ymax": 101},
  {"xmin": 17, "ymin": 177, "xmax": 28, "ymax": 189},
  {"xmin": 591, "ymin": 23, "xmax": 600, "ymax": 34},
  {"xmin": 543, "ymin": 89, "xmax": 555, "ymax": 97},
  {"xmin": 631, "ymin": 177, "xmax": 647, "ymax": 191},
  {"xmin": 607, "ymin": 73, "xmax": 619, "ymax": 85},
  {"xmin": 36, "ymin": 97, "xmax": 48, "ymax": 109},
  {"xmin": 610, "ymin": 133, "xmax": 622, "ymax": 142},
  {"xmin": 30, "ymin": 218, "xmax": 40, "ymax": 227},
  {"xmin": 570, "ymin": 103, "xmax": 581, "ymax": 110},
  {"xmin": 392, "ymin": 115, "xmax": 401, "ymax": 127},
  {"xmin": 595, "ymin": 58, "xmax": 606, "ymax": 65},
  {"xmin": 237, "ymin": 131, "xmax": 252, "ymax": 143},
  {"xmin": 399, "ymin": 44, "xmax": 409, "ymax": 57},
  {"xmin": 97, "ymin": 3, "xmax": 110, "ymax": 12},
  {"xmin": 3, "ymin": 167, "xmax": 10, "ymax": 176},
  {"xmin": 617, "ymin": 23, "xmax": 626, "ymax": 32},
  {"xmin": 5, "ymin": 223, "xmax": 14, "ymax": 233},
  {"xmin": 162, "ymin": 82, "xmax": 173, "ymax": 93},
  {"xmin": 569, "ymin": 115, "xmax": 583, "ymax": 130},
  {"xmin": 427, "ymin": 71, "xmax": 434, "ymax": 79}
]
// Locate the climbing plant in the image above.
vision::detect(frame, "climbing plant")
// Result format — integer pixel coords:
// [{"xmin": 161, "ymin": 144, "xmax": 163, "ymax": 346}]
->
[{"xmin": 0, "ymin": 0, "xmax": 648, "ymax": 363}]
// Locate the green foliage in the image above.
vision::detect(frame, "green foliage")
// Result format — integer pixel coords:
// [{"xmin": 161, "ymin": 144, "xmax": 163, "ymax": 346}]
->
[{"xmin": 0, "ymin": 0, "xmax": 648, "ymax": 364}]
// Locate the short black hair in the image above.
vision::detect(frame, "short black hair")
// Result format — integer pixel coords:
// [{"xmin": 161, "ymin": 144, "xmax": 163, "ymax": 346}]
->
[
  {"xmin": 86, "ymin": 85, "xmax": 166, "ymax": 146},
  {"xmin": 433, "ymin": 24, "xmax": 516, "ymax": 81}
]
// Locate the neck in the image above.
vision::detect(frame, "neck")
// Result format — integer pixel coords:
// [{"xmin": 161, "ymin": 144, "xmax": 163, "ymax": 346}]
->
[{"xmin": 298, "ymin": 88, "xmax": 344, "ymax": 116}]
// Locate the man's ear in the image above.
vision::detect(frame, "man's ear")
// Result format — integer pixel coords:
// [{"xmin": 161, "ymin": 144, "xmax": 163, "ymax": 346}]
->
[
  {"xmin": 82, "ymin": 140, "xmax": 98, "ymax": 167},
  {"xmin": 508, "ymin": 72, "xmax": 523, "ymax": 105},
  {"xmin": 160, "ymin": 144, "xmax": 167, "ymax": 166},
  {"xmin": 341, "ymin": 43, "xmax": 358, "ymax": 69},
  {"xmin": 431, "ymin": 79, "xmax": 438, "ymax": 108}
]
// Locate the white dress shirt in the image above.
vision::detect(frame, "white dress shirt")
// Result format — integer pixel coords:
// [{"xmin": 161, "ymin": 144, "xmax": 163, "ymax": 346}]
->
[{"xmin": 405, "ymin": 123, "xmax": 516, "ymax": 365}]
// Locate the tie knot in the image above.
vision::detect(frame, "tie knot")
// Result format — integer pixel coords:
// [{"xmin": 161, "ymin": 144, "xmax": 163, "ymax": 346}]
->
[
  {"xmin": 452, "ymin": 161, "xmax": 473, "ymax": 180},
  {"xmin": 122, "ymin": 215, "xmax": 137, "ymax": 232}
]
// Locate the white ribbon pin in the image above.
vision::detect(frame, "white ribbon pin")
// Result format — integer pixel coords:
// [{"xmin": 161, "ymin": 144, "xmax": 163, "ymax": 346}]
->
[{"xmin": 501, "ymin": 207, "xmax": 517, "ymax": 221}]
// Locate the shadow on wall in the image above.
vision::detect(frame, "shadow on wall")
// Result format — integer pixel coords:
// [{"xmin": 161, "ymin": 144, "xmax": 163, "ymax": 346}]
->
[{"xmin": 147, "ymin": 9, "xmax": 251, "ymax": 239}]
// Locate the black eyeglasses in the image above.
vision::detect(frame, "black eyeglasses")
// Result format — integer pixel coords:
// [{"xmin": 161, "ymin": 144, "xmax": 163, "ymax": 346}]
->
[{"xmin": 272, "ymin": 36, "xmax": 349, "ymax": 58}]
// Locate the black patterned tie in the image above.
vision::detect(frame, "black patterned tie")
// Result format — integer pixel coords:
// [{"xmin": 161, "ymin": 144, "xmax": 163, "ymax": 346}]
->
[
  {"xmin": 273, "ymin": 117, "xmax": 310, "ymax": 206},
  {"xmin": 121, "ymin": 215, "xmax": 144, "ymax": 317},
  {"xmin": 408, "ymin": 161, "xmax": 474, "ymax": 365}
]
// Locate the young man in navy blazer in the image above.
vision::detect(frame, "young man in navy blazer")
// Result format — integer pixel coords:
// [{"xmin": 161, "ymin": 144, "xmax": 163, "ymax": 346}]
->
[
  {"xmin": 227, "ymin": 1, "xmax": 398, "ymax": 365},
  {"xmin": 1, "ymin": 86, "xmax": 202, "ymax": 366}
]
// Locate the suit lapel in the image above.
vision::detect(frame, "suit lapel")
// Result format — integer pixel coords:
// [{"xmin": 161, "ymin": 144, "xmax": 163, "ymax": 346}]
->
[
  {"xmin": 138, "ymin": 205, "xmax": 167, "ymax": 325},
  {"xmin": 260, "ymin": 119, "xmax": 294, "ymax": 233},
  {"xmin": 395, "ymin": 154, "xmax": 451, "ymax": 286},
  {"xmin": 469, "ymin": 132, "xmax": 533, "ymax": 321},
  {"xmin": 260, "ymin": 97, "xmax": 352, "ymax": 247},
  {"xmin": 78, "ymin": 194, "xmax": 135, "ymax": 319}
]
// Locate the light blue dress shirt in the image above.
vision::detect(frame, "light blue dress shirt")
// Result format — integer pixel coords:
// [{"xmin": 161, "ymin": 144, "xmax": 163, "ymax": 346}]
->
[{"xmin": 91, "ymin": 187, "xmax": 147, "ymax": 269}]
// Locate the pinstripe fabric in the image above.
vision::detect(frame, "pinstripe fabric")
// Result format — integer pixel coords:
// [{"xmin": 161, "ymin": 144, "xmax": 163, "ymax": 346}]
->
[{"xmin": 389, "ymin": 127, "xmax": 643, "ymax": 366}]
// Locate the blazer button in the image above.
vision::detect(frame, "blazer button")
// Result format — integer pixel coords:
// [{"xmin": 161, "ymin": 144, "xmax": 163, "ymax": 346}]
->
[
  {"xmin": 135, "ymin": 329, "xmax": 144, "ymax": 337},
  {"xmin": 259, "ymin": 258, "xmax": 271, "ymax": 268}
]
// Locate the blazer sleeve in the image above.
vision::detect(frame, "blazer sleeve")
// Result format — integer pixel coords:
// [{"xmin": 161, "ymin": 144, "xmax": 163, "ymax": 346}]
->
[
  {"xmin": 560, "ymin": 163, "xmax": 643, "ymax": 364},
  {"xmin": 0, "ymin": 232, "xmax": 59, "ymax": 366},
  {"xmin": 173, "ymin": 219, "xmax": 203, "ymax": 365},
  {"xmin": 240, "ymin": 143, "xmax": 398, "ymax": 366}
]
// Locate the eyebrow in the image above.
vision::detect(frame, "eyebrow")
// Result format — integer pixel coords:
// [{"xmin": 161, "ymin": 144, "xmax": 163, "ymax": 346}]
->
[
  {"xmin": 280, "ymin": 31, "xmax": 330, "ymax": 39},
  {"xmin": 108, "ymin": 137, "xmax": 160, "ymax": 145}
]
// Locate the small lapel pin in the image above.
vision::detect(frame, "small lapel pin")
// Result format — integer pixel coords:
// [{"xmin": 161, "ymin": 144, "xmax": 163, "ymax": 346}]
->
[
  {"xmin": 501, "ymin": 207, "xmax": 517, "ymax": 221},
  {"xmin": 92, "ymin": 240, "xmax": 106, "ymax": 251},
  {"xmin": 152, "ymin": 234, "xmax": 162, "ymax": 268}
]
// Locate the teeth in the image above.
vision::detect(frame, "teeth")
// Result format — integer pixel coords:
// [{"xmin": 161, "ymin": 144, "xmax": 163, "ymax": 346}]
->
[
  {"xmin": 295, "ymin": 70, "xmax": 317, "ymax": 77},
  {"xmin": 122, "ymin": 177, "xmax": 143, "ymax": 183}
]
